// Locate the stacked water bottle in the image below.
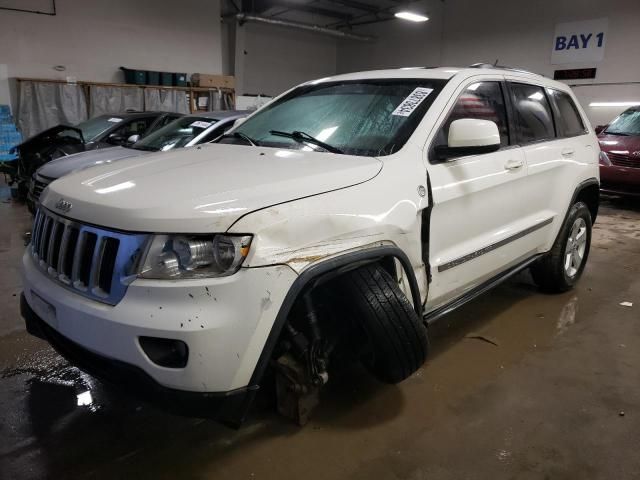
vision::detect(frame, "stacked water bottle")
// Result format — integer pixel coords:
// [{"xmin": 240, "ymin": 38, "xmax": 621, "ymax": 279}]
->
[{"xmin": 0, "ymin": 105, "xmax": 22, "ymax": 162}]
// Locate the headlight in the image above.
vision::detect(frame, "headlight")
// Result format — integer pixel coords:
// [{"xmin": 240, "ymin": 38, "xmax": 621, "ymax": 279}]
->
[
  {"xmin": 599, "ymin": 151, "xmax": 611, "ymax": 166},
  {"xmin": 139, "ymin": 234, "xmax": 252, "ymax": 279}
]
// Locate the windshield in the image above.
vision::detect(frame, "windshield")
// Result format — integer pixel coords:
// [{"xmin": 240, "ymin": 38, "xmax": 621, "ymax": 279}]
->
[
  {"xmin": 133, "ymin": 116, "xmax": 219, "ymax": 151},
  {"xmin": 605, "ymin": 108, "xmax": 640, "ymax": 136},
  {"xmin": 222, "ymin": 79, "xmax": 446, "ymax": 156},
  {"xmin": 76, "ymin": 115, "xmax": 122, "ymax": 142}
]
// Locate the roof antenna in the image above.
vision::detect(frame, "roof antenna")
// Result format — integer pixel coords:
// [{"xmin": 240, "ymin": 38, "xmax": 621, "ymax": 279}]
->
[{"xmin": 493, "ymin": 59, "xmax": 499, "ymax": 66}]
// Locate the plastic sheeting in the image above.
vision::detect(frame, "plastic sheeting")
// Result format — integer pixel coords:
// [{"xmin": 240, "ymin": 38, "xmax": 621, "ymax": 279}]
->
[
  {"xmin": 89, "ymin": 86, "xmax": 144, "ymax": 117},
  {"xmin": 17, "ymin": 82, "xmax": 235, "ymax": 138},
  {"xmin": 17, "ymin": 81, "xmax": 88, "ymax": 139},
  {"xmin": 205, "ymin": 89, "xmax": 235, "ymax": 111},
  {"xmin": 143, "ymin": 88, "xmax": 189, "ymax": 114}
]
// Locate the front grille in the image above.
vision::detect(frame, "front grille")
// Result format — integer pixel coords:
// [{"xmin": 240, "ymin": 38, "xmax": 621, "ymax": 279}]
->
[
  {"xmin": 31, "ymin": 175, "xmax": 52, "ymax": 202},
  {"xmin": 608, "ymin": 152, "xmax": 640, "ymax": 169},
  {"xmin": 30, "ymin": 208, "xmax": 149, "ymax": 305}
]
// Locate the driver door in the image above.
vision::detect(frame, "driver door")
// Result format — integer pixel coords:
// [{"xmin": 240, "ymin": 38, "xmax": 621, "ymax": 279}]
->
[{"xmin": 425, "ymin": 78, "xmax": 531, "ymax": 310}]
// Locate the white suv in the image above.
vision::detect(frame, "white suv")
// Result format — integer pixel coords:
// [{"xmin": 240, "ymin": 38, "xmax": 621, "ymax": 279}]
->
[{"xmin": 21, "ymin": 65, "xmax": 599, "ymax": 425}]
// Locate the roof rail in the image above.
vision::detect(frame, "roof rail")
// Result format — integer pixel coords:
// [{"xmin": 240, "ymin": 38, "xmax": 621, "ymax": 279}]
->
[{"xmin": 468, "ymin": 63, "xmax": 545, "ymax": 77}]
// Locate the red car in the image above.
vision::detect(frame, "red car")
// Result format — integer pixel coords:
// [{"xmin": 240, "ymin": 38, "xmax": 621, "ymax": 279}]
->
[{"xmin": 597, "ymin": 106, "xmax": 640, "ymax": 197}]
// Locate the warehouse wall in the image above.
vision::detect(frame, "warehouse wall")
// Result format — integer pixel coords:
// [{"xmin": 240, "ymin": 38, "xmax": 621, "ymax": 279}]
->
[
  {"xmin": 234, "ymin": 21, "xmax": 337, "ymax": 97},
  {"xmin": 337, "ymin": 0, "xmax": 444, "ymax": 73},
  {"xmin": 0, "ymin": 0, "xmax": 223, "ymax": 95},
  {"xmin": 337, "ymin": 0, "xmax": 640, "ymax": 126}
]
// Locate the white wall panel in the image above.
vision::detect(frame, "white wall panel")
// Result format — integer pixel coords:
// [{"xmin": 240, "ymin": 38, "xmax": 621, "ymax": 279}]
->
[{"xmin": 0, "ymin": 0, "xmax": 222, "ymax": 84}]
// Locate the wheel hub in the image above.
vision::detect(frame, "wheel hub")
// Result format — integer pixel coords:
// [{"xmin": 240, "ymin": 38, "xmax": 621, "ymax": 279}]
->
[{"xmin": 564, "ymin": 217, "xmax": 587, "ymax": 278}]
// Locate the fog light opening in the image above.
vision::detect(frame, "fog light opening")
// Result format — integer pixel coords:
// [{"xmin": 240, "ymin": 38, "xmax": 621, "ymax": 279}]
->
[{"xmin": 139, "ymin": 336, "xmax": 189, "ymax": 368}]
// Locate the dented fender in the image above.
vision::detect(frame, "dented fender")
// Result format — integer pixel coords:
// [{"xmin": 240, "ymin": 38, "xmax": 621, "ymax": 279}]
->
[{"xmin": 228, "ymin": 152, "xmax": 431, "ymax": 303}]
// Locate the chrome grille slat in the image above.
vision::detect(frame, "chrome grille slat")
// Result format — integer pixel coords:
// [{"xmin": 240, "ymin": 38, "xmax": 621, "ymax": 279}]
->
[
  {"xmin": 32, "ymin": 211, "xmax": 44, "ymax": 254},
  {"xmin": 89, "ymin": 236, "xmax": 106, "ymax": 293},
  {"xmin": 38, "ymin": 216, "xmax": 52, "ymax": 260},
  {"xmin": 28, "ymin": 207, "xmax": 150, "ymax": 305},
  {"xmin": 57, "ymin": 225, "xmax": 71, "ymax": 278},
  {"xmin": 46, "ymin": 221, "xmax": 60, "ymax": 269},
  {"xmin": 71, "ymin": 231, "xmax": 88, "ymax": 288}
]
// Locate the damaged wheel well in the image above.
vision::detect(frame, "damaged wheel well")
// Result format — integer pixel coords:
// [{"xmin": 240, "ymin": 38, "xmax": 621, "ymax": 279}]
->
[
  {"xmin": 575, "ymin": 181, "xmax": 599, "ymax": 223},
  {"xmin": 235, "ymin": 246, "xmax": 423, "ymax": 422},
  {"xmin": 263, "ymin": 249, "xmax": 424, "ymax": 424}
]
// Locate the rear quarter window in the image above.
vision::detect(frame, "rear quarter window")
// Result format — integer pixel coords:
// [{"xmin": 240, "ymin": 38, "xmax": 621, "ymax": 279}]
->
[{"xmin": 548, "ymin": 89, "xmax": 587, "ymax": 137}]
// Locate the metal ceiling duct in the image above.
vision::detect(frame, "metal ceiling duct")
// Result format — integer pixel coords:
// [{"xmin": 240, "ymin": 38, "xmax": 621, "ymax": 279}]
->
[{"xmin": 235, "ymin": 13, "xmax": 374, "ymax": 42}]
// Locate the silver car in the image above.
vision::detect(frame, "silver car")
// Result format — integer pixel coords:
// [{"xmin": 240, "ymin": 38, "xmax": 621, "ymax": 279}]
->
[{"xmin": 28, "ymin": 110, "xmax": 248, "ymax": 211}]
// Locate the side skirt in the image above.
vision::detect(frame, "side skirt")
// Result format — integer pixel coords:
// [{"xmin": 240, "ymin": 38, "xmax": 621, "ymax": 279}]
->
[{"xmin": 423, "ymin": 253, "xmax": 543, "ymax": 325}]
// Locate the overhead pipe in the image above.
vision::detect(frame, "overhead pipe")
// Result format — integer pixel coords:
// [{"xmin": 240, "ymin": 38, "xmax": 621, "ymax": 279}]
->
[
  {"xmin": 0, "ymin": 0, "xmax": 56, "ymax": 16},
  {"xmin": 235, "ymin": 13, "xmax": 375, "ymax": 42}
]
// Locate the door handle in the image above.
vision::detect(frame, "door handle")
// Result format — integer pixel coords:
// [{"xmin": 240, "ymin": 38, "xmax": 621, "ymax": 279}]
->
[
  {"xmin": 504, "ymin": 158, "xmax": 524, "ymax": 170},
  {"xmin": 561, "ymin": 148, "xmax": 575, "ymax": 157}
]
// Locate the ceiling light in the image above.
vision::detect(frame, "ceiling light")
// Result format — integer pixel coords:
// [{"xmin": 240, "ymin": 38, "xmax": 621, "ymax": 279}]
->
[
  {"xmin": 395, "ymin": 11, "xmax": 429, "ymax": 22},
  {"xmin": 589, "ymin": 101, "xmax": 640, "ymax": 107}
]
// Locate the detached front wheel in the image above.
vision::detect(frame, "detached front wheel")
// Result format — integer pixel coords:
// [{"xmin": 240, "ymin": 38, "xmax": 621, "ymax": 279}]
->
[{"xmin": 337, "ymin": 263, "xmax": 429, "ymax": 384}]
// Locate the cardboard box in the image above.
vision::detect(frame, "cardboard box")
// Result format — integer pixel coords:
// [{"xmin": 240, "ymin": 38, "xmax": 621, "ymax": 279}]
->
[{"xmin": 191, "ymin": 74, "xmax": 235, "ymax": 89}]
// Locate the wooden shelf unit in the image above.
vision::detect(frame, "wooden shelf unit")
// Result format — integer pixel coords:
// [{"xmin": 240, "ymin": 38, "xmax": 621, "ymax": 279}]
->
[{"xmin": 15, "ymin": 77, "xmax": 236, "ymax": 114}]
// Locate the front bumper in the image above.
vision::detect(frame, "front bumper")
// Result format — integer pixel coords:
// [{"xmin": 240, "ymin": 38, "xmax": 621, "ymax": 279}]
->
[
  {"xmin": 21, "ymin": 293, "xmax": 252, "ymax": 422},
  {"xmin": 600, "ymin": 164, "xmax": 640, "ymax": 196},
  {"xmin": 22, "ymin": 250, "xmax": 297, "ymax": 393}
]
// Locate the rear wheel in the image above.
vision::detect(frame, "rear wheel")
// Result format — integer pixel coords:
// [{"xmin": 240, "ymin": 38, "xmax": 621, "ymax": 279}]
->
[
  {"xmin": 336, "ymin": 263, "xmax": 428, "ymax": 384},
  {"xmin": 531, "ymin": 201, "xmax": 592, "ymax": 293}
]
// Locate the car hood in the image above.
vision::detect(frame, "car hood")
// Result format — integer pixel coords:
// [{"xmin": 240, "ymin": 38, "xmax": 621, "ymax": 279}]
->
[
  {"xmin": 37, "ymin": 146, "xmax": 147, "ymax": 180},
  {"xmin": 41, "ymin": 143, "xmax": 383, "ymax": 233},
  {"xmin": 13, "ymin": 124, "xmax": 84, "ymax": 153},
  {"xmin": 598, "ymin": 133, "xmax": 640, "ymax": 155}
]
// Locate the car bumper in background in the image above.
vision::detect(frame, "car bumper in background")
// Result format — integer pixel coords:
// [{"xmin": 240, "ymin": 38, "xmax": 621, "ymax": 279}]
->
[{"xmin": 599, "ymin": 164, "xmax": 640, "ymax": 196}]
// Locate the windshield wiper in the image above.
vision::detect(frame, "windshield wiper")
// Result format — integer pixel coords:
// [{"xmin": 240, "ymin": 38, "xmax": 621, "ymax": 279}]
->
[
  {"xmin": 219, "ymin": 131, "xmax": 259, "ymax": 146},
  {"xmin": 269, "ymin": 130, "xmax": 343, "ymax": 154},
  {"xmin": 604, "ymin": 130, "xmax": 630, "ymax": 136}
]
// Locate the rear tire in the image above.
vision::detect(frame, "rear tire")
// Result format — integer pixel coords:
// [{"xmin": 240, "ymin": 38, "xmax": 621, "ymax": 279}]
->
[
  {"xmin": 336, "ymin": 263, "xmax": 428, "ymax": 384},
  {"xmin": 531, "ymin": 201, "xmax": 592, "ymax": 293}
]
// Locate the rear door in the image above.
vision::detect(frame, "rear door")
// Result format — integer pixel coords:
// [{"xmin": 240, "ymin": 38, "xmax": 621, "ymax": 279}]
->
[
  {"xmin": 425, "ymin": 76, "xmax": 530, "ymax": 309},
  {"xmin": 505, "ymin": 80, "xmax": 592, "ymax": 252}
]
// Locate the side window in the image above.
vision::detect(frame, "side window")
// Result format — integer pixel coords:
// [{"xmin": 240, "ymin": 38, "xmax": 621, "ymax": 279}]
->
[
  {"xmin": 105, "ymin": 117, "xmax": 156, "ymax": 145},
  {"xmin": 510, "ymin": 83, "xmax": 555, "ymax": 143},
  {"xmin": 116, "ymin": 117, "xmax": 156, "ymax": 137},
  {"xmin": 159, "ymin": 114, "xmax": 180, "ymax": 128},
  {"xmin": 549, "ymin": 90, "xmax": 587, "ymax": 137},
  {"xmin": 434, "ymin": 81, "xmax": 510, "ymax": 155}
]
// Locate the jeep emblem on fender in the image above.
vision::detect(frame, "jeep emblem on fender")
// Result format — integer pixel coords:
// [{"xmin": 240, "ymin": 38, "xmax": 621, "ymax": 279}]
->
[{"xmin": 54, "ymin": 198, "xmax": 72, "ymax": 213}]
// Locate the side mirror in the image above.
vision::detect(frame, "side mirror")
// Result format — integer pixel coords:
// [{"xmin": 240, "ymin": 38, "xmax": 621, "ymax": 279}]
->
[
  {"xmin": 106, "ymin": 133, "xmax": 126, "ymax": 145},
  {"xmin": 127, "ymin": 134, "xmax": 141, "ymax": 144},
  {"xmin": 232, "ymin": 117, "xmax": 247, "ymax": 129},
  {"xmin": 594, "ymin": 125, "xmax": 606, "ymax": 134},
  {"xmin": 436, "ymin": 119, "xmax": 501, "ymax": 160}
]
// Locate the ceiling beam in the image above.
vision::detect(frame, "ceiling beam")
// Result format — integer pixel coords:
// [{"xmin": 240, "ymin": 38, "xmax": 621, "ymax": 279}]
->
[
  {"xmin": 323, "ymin": 0, "xmax": 381, "ymax": 13},
  {"xmin": 270, "ymin": 1, "xmax": 352, "ymax": 20}
]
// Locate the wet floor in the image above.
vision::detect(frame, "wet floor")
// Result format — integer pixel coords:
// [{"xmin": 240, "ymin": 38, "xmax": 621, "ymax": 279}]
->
[{"xmin": 1, "ymin": 181, "xmax": 640, "ymax": 479}]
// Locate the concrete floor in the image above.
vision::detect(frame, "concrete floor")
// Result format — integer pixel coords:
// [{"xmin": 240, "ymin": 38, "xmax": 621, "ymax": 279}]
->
[{"xmin": 1, "ymin": 180, "xmax": 639, "ymax": 480}]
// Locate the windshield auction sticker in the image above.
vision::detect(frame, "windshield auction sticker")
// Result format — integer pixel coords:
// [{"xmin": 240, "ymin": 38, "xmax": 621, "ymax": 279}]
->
[
  {"xmin": 190, "ymin": 121, "xmax": 212, "ymax": 129},
  {"xmin": 392, "ymin": 88, "xmax": 434, "ymax": 117}
]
